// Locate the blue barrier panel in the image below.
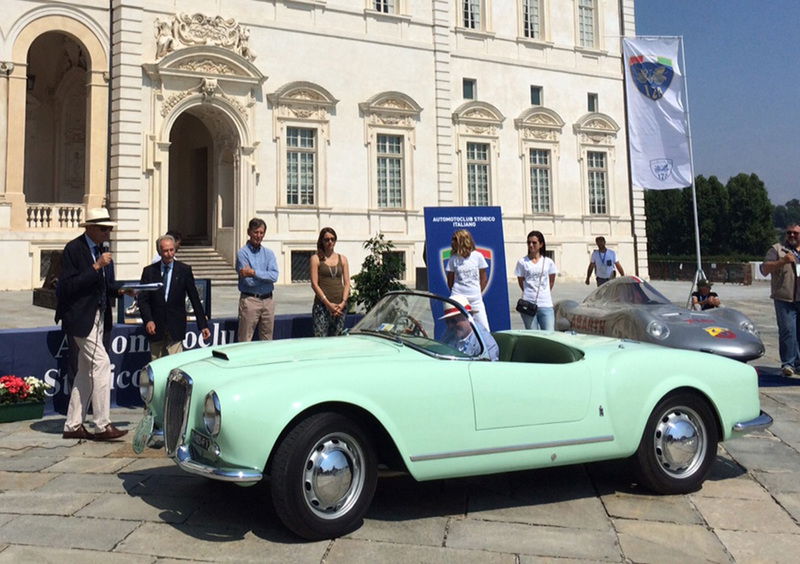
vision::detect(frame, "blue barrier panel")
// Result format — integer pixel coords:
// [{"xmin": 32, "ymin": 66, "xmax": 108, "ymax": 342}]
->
[{"xmin": 0, "ymin": 314, "xmax": 360, "ymax": 414}]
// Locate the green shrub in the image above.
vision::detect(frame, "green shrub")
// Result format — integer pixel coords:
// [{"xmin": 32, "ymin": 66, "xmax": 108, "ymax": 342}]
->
[{"xmin": 351, "ymin": 234, "xmax": 406, "ymax": 312}]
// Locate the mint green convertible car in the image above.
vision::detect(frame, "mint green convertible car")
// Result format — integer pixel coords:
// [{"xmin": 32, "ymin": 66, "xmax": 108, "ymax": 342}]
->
[{"xmin": 135, "ymin": 291, "xmax": 772, "ymax": 540}]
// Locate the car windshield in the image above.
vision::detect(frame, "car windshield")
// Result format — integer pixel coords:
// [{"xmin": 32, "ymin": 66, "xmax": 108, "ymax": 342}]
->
[
  {"xmin": 585, "ymin": 277, "xmax": 671, "ymax": 306},
  {"xmin": 351, "ymin": 292, "xmax": 485, "ymax": 359}
]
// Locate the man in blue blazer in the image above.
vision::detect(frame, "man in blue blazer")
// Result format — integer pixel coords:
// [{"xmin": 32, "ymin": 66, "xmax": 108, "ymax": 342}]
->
[
  {"xmin": 138, "ymin": 234, "xmax": 210, "ymax": 358},
  {"xmin": 55, "ymin": 208, "xmax": 128, "ymax": 441}
]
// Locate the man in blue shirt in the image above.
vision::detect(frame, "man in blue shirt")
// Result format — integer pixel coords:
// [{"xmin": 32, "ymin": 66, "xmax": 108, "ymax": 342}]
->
[
  {"xmin": 440, "ymin": 295, "xmax": 499, "ymax": 361},
  {"xmin": 236, "ymin": 218, "xmax": 279, "ymax": 341}
]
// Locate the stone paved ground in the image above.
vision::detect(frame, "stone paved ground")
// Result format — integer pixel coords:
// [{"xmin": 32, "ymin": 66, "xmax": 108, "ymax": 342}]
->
[{"xmin": 0, "ymin": 279, "xmax": 799, "ymax": 561}]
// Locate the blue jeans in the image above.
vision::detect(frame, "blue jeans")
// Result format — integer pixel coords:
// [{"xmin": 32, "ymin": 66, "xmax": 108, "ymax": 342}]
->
[
  {"xmin": 521, "ymin": 307, "xmax": 554, "ymax": 331},
  {"xmin": 774, "ymin": 300, "xmax": 800, "ymax": 369}
]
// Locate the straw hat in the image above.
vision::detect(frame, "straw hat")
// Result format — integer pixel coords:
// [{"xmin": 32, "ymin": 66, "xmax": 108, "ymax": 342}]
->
[
  {"xmin": 80, "ymin": 208, "xmax": 117, "ymax": 228},
  {"xmin": 439, "ymin": 295, "xmax": 473, "ymax": 319}
]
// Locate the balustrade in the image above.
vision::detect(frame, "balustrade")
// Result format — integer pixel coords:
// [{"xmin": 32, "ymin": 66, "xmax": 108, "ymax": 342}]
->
[{"xmin": 25, "ymin": 204, "xmax": 84, "ymax": 229}]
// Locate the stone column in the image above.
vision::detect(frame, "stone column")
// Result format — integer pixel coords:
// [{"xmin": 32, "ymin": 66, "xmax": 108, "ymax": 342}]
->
[
  {"xmin": 109, "ymin": 0, "xmax": 147, "ymax": 279},
  {"xmin": 3, "ymin": 62, "xmax": 28, "ymax": 229},
  {"xmin": 432, "ymin": 0, "xmax": 454, "ymax": 205},
  {"xmin": 0, "ymin": 62, "xmax": 13, "ymax": 228}
]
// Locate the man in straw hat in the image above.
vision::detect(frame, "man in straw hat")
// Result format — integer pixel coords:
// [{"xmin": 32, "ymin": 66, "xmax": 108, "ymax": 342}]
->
[
  {"xmin": 439, "ymin": 294, "xmax": 499, "ymax": 361},
  {"xmin": 55, "ymin": 207, "xmax": 128, "ymax": 441}
]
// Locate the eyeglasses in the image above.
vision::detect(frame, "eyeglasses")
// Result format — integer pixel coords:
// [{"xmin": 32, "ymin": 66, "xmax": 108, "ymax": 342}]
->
[
  {"xmin": 323, "ymin": 237, "xmax": 336, "ymax": 242},
  {"xmin": 787, "ymin": 231, "xmax": 800, "ymax": 236}
]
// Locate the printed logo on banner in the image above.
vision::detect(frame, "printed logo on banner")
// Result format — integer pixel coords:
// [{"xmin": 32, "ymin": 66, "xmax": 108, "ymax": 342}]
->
[
  {"xmin": 629, "ymin": 55, "xmax": 674, "ymax": 101},
  {"xmin": 650, "ymin": 158, "xmax": 674, "ymax": 181},
  {"xmin": 440, "ymin": 246, "xmax": 494, "ymax": 285}
]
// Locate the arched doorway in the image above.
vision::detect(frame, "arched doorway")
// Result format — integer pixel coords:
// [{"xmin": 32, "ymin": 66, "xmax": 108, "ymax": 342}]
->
[
  {"xmin": 167, "ymin": 106, "xmax": 238, "ymax": 256},
  {"xmin": 24, "ymin": 32, "xmax": 88, "ymax": 205}
]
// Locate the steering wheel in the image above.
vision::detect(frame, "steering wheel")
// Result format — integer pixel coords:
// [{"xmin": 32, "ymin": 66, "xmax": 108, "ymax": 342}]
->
[{"xmin": 395, "ymin": 315, "xmax": 428, "ymax": 338}]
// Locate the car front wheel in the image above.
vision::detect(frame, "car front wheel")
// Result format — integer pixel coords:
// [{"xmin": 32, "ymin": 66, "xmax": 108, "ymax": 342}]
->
[
  {"xmin": 270, "ymin": 412, "xmax": 377, "ymax": 540},
  {"xmin": 633, "ymin": 392, "xmax": 718, "ymax": 494}
]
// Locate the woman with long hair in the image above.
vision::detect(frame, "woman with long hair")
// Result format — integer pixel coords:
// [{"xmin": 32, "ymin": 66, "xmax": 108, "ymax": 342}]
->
[
  {"xmin": 309, "ymin": 227, "xmax": 350, "ymax": 336},
  {"xmin": 514, "ymin": 230, "xmax": 557, "ymax": 330},
  {"xmin": 445, "ymin": 229, "xmax": 490, "ymax": 330}
]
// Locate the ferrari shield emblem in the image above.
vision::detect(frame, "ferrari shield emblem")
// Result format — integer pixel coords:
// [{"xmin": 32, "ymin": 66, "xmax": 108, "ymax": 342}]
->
[
  {"xmin": 704, "ymin": 326, "xmax": 736, "ymax": 339},
  {"xmin": 440, "ymin": 246, "xmax": 493, "ymax": 284},
  {"xmin": 629, "ymin": 55, "xmax": 674, "ymax": 101},
  {"xmin": 650, "ymin": 159, "xmax": 674, "ymax": 181}
]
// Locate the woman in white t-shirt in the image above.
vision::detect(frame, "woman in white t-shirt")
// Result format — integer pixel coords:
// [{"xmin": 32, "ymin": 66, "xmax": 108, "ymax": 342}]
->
[
  {"xmin": 514, "ymin": 230, "xmax": 557, "ymax": 330},
  {"xmin": 445, "ymin": 229, "xmax": 490, "ymax": 330}
]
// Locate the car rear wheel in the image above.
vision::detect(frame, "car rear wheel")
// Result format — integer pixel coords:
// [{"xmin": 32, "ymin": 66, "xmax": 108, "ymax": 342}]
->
[
  {"xmin": 270, "ymin": 412, "xmax": 377, "ymax": 540},
  {"xmin": 633, "ymin": 392, "xmax": 718, "ymax": 494}
]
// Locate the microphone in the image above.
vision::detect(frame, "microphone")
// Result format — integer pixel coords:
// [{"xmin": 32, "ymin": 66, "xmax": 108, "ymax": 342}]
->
[{"xmin": 101, "ymin": 241, "xmax": 110, "ymax": 254}]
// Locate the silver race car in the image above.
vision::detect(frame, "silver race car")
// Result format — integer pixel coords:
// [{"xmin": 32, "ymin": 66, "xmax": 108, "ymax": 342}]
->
[{"xmin": 555, "ymin": 276, "xmax": 764, "ymax": 362}]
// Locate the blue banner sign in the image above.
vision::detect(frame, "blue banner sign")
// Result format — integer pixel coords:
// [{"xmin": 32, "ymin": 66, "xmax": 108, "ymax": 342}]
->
[{"xmin": 423, "ymin": 206, "xmax": 510, "ymax": 331}]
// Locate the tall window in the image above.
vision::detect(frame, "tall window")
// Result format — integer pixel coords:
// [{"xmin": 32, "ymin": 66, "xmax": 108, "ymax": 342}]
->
[
  {"xmin": 286, "ymin": 127, "xmax": 316, "ymax": 205},
  {"xmin": 529, "ymin": 149, "xmax": 551, "ymax": 213},
  {"xmin": 463, "ymin": 0, "xmax": 482, "ymax": 29},
  {"xmin": 377, "ymin": 134, "xmax": 404, "ymax": 208},
  {"xmin": 588, "ymin": 92, "xmax": 598, "ymax": 112},
  {"xmin": 522, "ymin": 0, "xmax": 542, "ymax": 39},
  {"xmin": 587, "ymin": 151, "xmax": 607, "ymax": 214},
  {"xmin": 374, "ymin": 0, "xmax": 396, "ymax": 13},
  {"xmin": 466, "ymin": 142, "xmax": 490, "ymax": 206},
  {"xmin": 578, "ymin": 0, "xmax": 596, "ymax": 48}
]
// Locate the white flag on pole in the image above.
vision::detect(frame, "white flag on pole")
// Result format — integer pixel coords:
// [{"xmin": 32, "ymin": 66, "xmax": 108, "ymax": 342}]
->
[{"xmin": 623, "ymin": 37, "xmax": 692, "ymax": 189}]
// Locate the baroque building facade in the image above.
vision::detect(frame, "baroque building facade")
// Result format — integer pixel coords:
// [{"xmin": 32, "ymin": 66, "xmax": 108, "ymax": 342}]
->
[{"xmin": 0, "ymin": 0, "xmax": 646, "ymax": 290}]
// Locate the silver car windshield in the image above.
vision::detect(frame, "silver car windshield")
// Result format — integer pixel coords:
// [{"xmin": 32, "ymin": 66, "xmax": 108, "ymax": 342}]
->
[
  {"xmin": 351, "ymin": 292, "xmax": 484, "ymax": 359},
  {"xmin": 585, "ymin": 277, "xmax": 671, "ymax": 306}
]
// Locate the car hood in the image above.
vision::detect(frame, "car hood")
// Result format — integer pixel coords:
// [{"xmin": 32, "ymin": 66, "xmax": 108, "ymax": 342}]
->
[{"xmin": 189, "ymin": 334, "xmax": 403, "ymax": 370}]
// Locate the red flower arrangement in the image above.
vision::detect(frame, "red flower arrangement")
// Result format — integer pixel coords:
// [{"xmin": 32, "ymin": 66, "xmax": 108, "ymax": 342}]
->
[{"xmin": 0, "ymin": 375, "xmax": 50, "ymax": 404}]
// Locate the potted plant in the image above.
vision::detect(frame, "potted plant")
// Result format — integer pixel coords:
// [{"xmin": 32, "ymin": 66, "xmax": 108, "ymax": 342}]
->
[
  {"xmin": 0, "ymin": 375, "xmax": 50, "ymax": 423},
  {"xmin": 350, "ymin": 234, "xmax": 406, "ymax": 312}
]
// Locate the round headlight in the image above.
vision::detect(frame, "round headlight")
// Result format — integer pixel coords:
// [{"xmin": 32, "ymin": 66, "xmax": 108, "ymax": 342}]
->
[
  {"xmin": 139, "ymin": 364, "xmax": 154, "ymax": 404},
  {"xmin": 646, "ymin": 320, "xmax": 670, "ymax": 340},
  {"xmin": 740, "ymin": 320, "xmax": 758, "ymax": 336},
  {"xmin": 203, "ymin": 392, "xmax": 221, "ymax": 437}
]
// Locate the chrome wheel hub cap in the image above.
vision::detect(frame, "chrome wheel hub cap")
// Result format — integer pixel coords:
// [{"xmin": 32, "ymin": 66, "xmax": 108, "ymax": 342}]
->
[
  {"xmin": 653, "ymin": 406, "xmax": 707, "ymax": 478},
  {"xmin": 302, "ymin": 432, "xmax": 364, "ymax": 519}
]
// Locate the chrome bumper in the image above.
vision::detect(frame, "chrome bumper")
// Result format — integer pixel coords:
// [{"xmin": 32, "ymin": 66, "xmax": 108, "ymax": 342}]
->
[
  {"xmin": 173, "ymin": 445, "xmax": 262, "ymax": 484},
  {"xmin": 732, "ymin": 410, "xmax": 773, "ymax": 433}
]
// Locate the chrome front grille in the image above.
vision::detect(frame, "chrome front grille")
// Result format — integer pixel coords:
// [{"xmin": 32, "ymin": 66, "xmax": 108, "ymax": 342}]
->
[{"xmin": 164, "ymin": 369, "xmax": 193, "ymax": 457}]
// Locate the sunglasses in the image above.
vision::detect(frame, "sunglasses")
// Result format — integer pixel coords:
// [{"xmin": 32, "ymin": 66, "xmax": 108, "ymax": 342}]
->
[
  {"xmin": 323, "ymin": 237, "xmax": 336, "ymax": 242},
  {"xmin": 787, "ymin": 231, "xmax": 800, "ymax": 235},
  {"xmin": 97, "ymin": 226, "xmax": 113, "ymax": 232}
]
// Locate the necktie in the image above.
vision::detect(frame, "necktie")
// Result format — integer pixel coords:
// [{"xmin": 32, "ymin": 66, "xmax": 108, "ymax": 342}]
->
[
  {"xmin": 93, "ymin": 246, "xmax": 107, "ymax": 310},
  {"xmin": 162, "ymin": 264, "xmax": 171, "ymax": 300}
]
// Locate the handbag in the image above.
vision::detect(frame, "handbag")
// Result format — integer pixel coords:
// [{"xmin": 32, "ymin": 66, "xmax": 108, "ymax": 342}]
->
[
  {"xmin": 517, "ymin": 256, "xmax": 545, "ymax": 317},
  {"xmin": 516, "ymin": 298, "xmax": 538, "ymax": 317}
]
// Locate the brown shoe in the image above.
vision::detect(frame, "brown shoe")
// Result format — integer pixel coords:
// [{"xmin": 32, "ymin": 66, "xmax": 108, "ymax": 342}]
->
[
  {"xmin": 62, "ymin": 425, "xmax": 92, "ymax": 440},
  {"xmin": 91, "ymin": 424, "xmax": 128, "ymax": 441}
]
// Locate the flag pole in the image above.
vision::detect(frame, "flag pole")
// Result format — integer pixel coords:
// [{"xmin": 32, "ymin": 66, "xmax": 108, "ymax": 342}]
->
[{"xmin": 678, "ymin": 36, "xmax": 706, "ymax": 308}]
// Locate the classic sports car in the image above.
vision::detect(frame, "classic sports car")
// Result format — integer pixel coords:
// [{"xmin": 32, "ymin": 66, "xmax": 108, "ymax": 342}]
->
[
  {"xmin": 135, "ymin": 291, "xmax": 771, "ymax": 540},
  {"xmin": 554, "ymin": 276, "xmax": 765, "ymax": 362}
]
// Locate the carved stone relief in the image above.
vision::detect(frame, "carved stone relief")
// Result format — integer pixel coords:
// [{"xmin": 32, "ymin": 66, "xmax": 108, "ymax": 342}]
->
[{"xmin": 155, "ymin": 13, "xmax": 257, "ymax": 61}]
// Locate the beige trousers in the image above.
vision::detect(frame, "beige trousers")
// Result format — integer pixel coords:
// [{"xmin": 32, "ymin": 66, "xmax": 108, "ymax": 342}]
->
[
  {"xmin": 64, "ymin": 310, "xmax": 111, "ymax": 432},
  {"xmin": 150, "ymin": 338, "xmax": 184, "ymax": 360},
  {"xmin": 237, "ymin": 295, "xmax": 275, "ymax": 342}
]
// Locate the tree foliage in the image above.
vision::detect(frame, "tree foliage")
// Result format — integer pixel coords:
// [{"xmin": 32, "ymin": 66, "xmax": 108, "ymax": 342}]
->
[
  {"xmin": 645, "ymin": 173, "xmax": 775, "ymax": 259},
  {"xmin": 350, "ymin": 234, "xmax": 406, "ymax": 312},
  {"xmin": 773, "ymin": 199, "xmax": 800, "ymax": 228}
]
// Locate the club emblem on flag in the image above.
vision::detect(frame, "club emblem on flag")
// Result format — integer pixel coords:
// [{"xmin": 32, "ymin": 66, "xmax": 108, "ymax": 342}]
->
[
  {"xmin": 650, "ymin": 159, "xmax": 674, "ymax": 181},
  {"xmin": 629, "ymin": 55, "xmax": 674, "ymax": 101}
]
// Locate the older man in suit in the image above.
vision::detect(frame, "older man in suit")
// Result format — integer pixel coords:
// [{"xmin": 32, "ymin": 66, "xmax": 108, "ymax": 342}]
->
[
  {"xmin": 138, "ymin": 234, "xmax": 210, "ymax": 358},
  {"xmin": 56, "ymin": 208, "xmax": 128, "ymax": 441}
]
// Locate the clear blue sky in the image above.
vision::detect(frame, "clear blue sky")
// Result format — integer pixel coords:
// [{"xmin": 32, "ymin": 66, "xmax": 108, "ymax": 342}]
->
[{"xmin": 635, "ymin": 0, "xmax": 798, "ymax": 206}]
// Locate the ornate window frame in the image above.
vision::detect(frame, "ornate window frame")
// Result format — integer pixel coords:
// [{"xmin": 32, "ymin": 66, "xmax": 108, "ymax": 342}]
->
[
  {"xmin": 514, "ymin": 107, "xmax": 564, "ymax": 216},
  {"xmin": 573, "ymin": 112, "xmax": 619, "ymax": 216},
  {"xmin": 359, "ymin": 92, "xmax": 422, "ymax": 211},
  {"xmin": 364, "ymin": 0, "xmax": 410, "ymax": 20},
  {"xmin": 453, "ymin": 101, "xmax": 504, "ymax": 207},
  {"xmin": 267, "ymin": 82, "xmax": 338, "ymax": 209},
  {"xmin": 575, "ymin": 0, "xmax": 604, "ymax": 52},
  {"xmin": 457, "ymin": 0, "xmax": 493, "ymax": 34},
  {"xmin": 518, "ymin": 0, "xmax": 551, "ymax": 43}
]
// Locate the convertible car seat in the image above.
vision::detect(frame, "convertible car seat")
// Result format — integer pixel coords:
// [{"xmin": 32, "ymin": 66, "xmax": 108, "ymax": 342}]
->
[{"xmin": 492, "ymin": 332, "xmax": 584, "ymax": 364}]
